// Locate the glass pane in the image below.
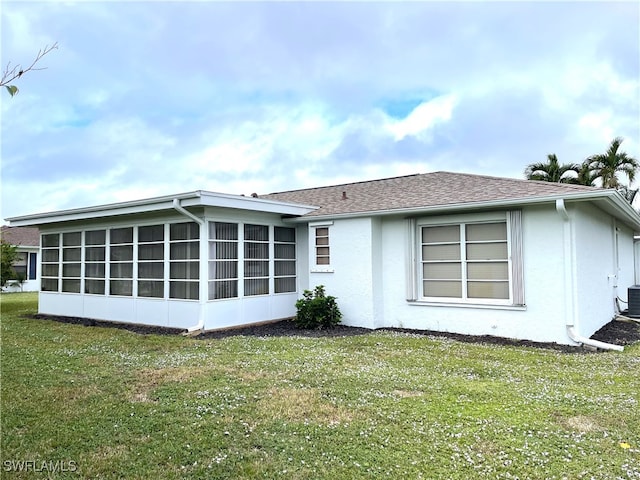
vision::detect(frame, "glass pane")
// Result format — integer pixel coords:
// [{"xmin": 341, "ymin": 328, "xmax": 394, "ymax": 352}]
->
[
  {"xmin": 85, "ymin": 279, "xmax": 105, "ymax": 295},
  {"xmin": 275, "ymin": 277, "xmax": 296, "ymax": 293},
  {"xmin": 111, "ymin": 245, "xmax": 133, "ymax": 261},
  {"xmin": 138, "ymin": 280, "xmax": 164, "ymax": 298},
  {"xmin": 317, "ymin": 256, "xmax": 330, "ymax": 265},
  {"xmin": 467, "ymin": 281, "xmax": 509, "ymax": 299},
  {"xmin": 110, "ymin": 280, "xmax": 132, "ymax": 296},
  {"xmin": 422, "ymin": 262, "xmax": 461, "ymax": 280},
  {"xmin": 85, "ymin": 230, "xmax": 106, "ymax": 245},
  {"xmin": 139, "ymin": 225, "xmax": 164, "ymax": 242},
  {"xmin": 275, "ymin": 244, "xmax": 295, "ymax": 259},
  {"xmin": 170, "ymin": 262, "xmax": 199, "ymax": 280},
  {"xmin": 244, "ymin": 278, "xmax": 269, "ymax": 296},
  {"xmin": 275, "ymin": 260, "xmax": 296, "ymax": 276},
  {"xmin": 422, "ymin": 225, "xmax": 459, "ymax": 244},
  {"xmin": 274, "ymin": 227, "xmax": 295, "ymax": 243},
  {"xmin": 170, "ymin": 242, "xmax": 199, "ymax": 260},
  {"xmin": 467, "ymin": 262, "xmax": 509, "ymax": 280},
  {"xmin": 85, "ymin": 263, "xmax": 105, "ymax": 278},
  {"xmin": 110, "ymin": 263, "xmax": 133, "ymax": 278},
  {"xmin": 42, "ymin": 264, "xmax": 59, "ymax": 276},
  {"xmin": 244, "ymin": 242, "xmax": 268, "ymax": 259},
  {"xmin": 422, "ymin": 244, "xmax": 460, "ymax": 261},
  {"xmin": 85, "ymin": 246, "xmax": 105, "ymax": 261},
  {"xmin": 139, "ymin": 243, "xmax": 164, "ymax": 260},
  {"xmin": 63, "ymin": 248, "xmax": 81, "ymax": 261},
  {"xmin": 29, "ymin": 253, "xmax": 37, "ymax": 280},
  {"xmin": 316, "ymin": 236, "xmax": 329, "ymax": 246},
  {"xmin": 466, "ymin": 242, "xmax": 508, "ymax": 261},
  {"xmin": 316, "ymin": 227, "xmax": 329, "ymax": 237},
  {"xmin": 466, "ymin": 223, "xmax": 507, "ymax": 242},
  {"xmin": 42, "ymin": 249, "xmax": 59, "ymax": 262},
  {"xmin": 209, "ymin": 242, "xmax": 237, "ymax": 260},
  {"xmin": 110, "ymin": 227, "xmax": 133, "ymax": 244},
  {"xmin": 42, "ymin": 234, "xmax": 60, "ymax": 247},
  {"xmin": 170, "ymin": 222, "xmax": 199, "ymax": 241},
  {"xmin": 62, "ymin": 263, "xmax": 80, "ymax": 277},
  {"xmin": 170, "ymin": 281, "xmax": 199, "ymax": 300},
  {"xmin": 139, "ymin": 262, "xmax": 164, "ymax": 279},
  {"xmin": 245, "ymin": 224, "xmax": 269, "ymax": 241},
  {"xmin": 209, "ymin": 280, "xmax": 238, "ymax": 300},
  {"xmin": 41, "ymin": 278, "xmax": 59, "ymax": 292},
  {"xmin": 63, "ymin": 232, "xmax": 82, "ymax": 246},
  {"xmin": 210, "ymin": 222, "xmax": 238, "ymax": 240},
  {"xmin": 62, "ymin": 279, "xmax": 81, "ymax": 293},
  {"xmin": 316, "ymin": 247, "xmax": 330, "ymax": 256},
  {"xmin": 423, "ymin": 280, "xmax": 462, "ymax": 298},
  {"xmin": 245, "ymin": 260, "xmax": 269, "ymax": 277},
  {"xmin": 209, "ymin": 261, "xmax": 237, "ymax": 280}
]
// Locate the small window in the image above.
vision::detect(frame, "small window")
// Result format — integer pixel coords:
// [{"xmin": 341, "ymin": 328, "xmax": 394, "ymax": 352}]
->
[{"xmin": 315, "ymin": 227, "xmax": 330, "ymax": 265}]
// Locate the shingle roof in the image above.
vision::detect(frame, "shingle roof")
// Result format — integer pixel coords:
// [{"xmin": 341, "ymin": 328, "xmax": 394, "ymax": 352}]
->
[
  {"xmin": 0, "ymin": 226, "xmax": 40, "ymax": 246},
  {"xmin": 262, "ymin": 171, "xmax": 600, "ymax": 217}
]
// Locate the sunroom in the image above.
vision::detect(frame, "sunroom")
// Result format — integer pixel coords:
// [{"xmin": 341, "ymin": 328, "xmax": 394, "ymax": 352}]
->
[{"xmin": 11, "ymin": 191, "xmax": 316, "ymax": 332}]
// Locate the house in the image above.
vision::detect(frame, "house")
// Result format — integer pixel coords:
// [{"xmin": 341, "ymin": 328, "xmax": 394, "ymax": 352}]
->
[
  {"xmin": 0, "ymin": 226, "xmax": 40, "ymax": 292},
  {"xmin": 6, "ymin": 172, "xmax": 640, "ymax": 348}
]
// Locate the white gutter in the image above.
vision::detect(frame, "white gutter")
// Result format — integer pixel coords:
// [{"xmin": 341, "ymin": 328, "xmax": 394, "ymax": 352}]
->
[
  {"xmin": 556, "ymin": 199, "xmax": 623, "ymax": 351},
  {"xmin": 172, "ymin": 198, "xmax": 207, "ymax": 335}
]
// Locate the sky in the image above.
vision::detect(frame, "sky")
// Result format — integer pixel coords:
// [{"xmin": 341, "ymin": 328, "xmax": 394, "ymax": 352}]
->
[{"xmin": 1, "ymin": 1, "xmax": 639, "ymax": 221}]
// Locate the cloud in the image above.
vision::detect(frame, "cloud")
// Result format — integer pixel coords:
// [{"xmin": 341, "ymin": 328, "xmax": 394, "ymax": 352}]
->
[{"xmin": 1, "ymin": 1, "xmax": 638, "ymax": 221}]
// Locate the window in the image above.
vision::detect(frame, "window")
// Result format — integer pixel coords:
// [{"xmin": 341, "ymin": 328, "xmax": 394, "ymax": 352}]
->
[
  {"xmin": 274, "ymin": 227, "xmax": 296, "ymax": 293},
  {"xmin": 85, "ymin": 229, "xmax": 106, "ymax": 294},
  {"xmin": 314, "ymin": 227, "xmax": 330, "ymax": 265},
  {"xmin": 110, "ymin": 227, "xmax": 133, "ymax": 296},
  {"xmin": 170, "ymin": 222, "xmax": 199, "ymax": 300},
  {"xmin": 41, "ymin": 233, "xmax": 60, "ymax": 291},
  {"xmin": 244, "ymin": 224, "xmax": 269, "ymax": 296},
  {"xmin": 62, "ymin": 232, "xmax": 82, "ymax": 293},
  {"xmin": 12, "ymin": 252, "xmax": 27, "ymax": 279},
  {"xmin": 138, "ymin": 225, "xmax": 164, "ymax": 298},
  {"xmin": 209, "ymin": 222, "xmax": 238, "ymax": 300},
  {"xmin": 418, "ymin": 213, "xmax": 523, "ymax": 305}
]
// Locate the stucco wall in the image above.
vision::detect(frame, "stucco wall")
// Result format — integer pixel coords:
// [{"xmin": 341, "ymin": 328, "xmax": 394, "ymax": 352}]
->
[
  {"xmin": 308, "ymin": 217, "xmax": 377, "ymax": 328},
  {"xmin": 571, "ymin": 203, "xmax": 635, "ymax": 337},
  {"xmin": 374, "ymin": 206, "xmax": 571, "ymax": 344}
]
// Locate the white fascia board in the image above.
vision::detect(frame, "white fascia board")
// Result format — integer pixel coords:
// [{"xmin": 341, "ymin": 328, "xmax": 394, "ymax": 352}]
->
[
  {"xmin": 7, "ymin": 190, "xmax": 318, "ymax": 227},
  {"xmin": 285, "ymin": 190, "xmax": 640, "ymax": 231}
]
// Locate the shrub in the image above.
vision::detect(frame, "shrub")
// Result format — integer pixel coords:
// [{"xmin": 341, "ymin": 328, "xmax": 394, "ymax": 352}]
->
[{"xmin": 294, "ymin": 285, "xmax": 342, "ymax": 329}]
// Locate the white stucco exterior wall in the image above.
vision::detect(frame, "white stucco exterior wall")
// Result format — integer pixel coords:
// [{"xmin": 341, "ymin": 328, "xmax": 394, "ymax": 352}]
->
[{"xmin": 316, "ymin": 203, "xmax": 636, "ymax": 345}]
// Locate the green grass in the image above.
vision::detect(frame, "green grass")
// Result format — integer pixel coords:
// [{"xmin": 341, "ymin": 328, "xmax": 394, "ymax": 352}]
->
[{"xmin": 1, "ymin": 292, "xmax": 639, "ymax": 479}]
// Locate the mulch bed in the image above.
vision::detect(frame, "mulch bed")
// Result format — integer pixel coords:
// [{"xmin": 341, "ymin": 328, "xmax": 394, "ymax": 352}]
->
[{"xmin": 31, "ymin": 313, "xmax": 640, "ymax": 352}]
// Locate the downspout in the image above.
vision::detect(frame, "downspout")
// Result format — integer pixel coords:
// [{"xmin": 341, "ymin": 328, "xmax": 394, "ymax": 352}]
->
[
  {"xmin": 173, "ymin": 198, "xmax": 207, "ymax": 335},
  {"xmin": 556, "ymin": 199, "xmax": 623, "ymax": 351}
]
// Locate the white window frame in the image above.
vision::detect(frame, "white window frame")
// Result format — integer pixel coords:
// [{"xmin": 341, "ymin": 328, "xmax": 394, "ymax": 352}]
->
[
  {"xmin": 310, "ymin": 221, "xmax": 334, "ymax": 272},
  {"xmin": 410, "ymin": 211, "xmax": 524, "ymax": 307}
]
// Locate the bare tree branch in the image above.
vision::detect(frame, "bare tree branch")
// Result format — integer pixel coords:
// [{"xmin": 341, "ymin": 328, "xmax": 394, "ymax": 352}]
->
[{"xmin": 1, "ymin": 43, "xmax": 59, "ymax": 96}]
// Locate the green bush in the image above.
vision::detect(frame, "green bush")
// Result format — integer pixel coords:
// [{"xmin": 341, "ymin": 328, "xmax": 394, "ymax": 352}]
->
[{"xmin": 294, "ymin": 285, "xmax": 342, "ymax": 329}]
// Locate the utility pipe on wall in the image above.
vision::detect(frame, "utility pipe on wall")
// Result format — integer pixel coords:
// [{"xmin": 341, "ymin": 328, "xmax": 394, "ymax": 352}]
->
[
  {"xmin": 555, "ymin": 199, "xmax": 623, "ymax": 352},
  {"xmin": 173, "ymin": 198, "xmax": 207, "ymax": 334}
]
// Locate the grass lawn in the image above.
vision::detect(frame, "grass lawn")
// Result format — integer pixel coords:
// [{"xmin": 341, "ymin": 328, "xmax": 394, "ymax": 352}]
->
[{"xmin": 1, "ymin": 292, "xmax": 639, "ymax": 479}]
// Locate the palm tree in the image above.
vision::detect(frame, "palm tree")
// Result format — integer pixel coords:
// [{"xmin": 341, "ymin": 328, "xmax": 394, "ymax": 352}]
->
[
  {"xmin": 524, "ymin": 154, "xmax": 580, "ymax": 183},
  {"xmin": 586, "ymin": 137, "xmax": 639, "ymax": 188},
  {"xmin": 576, "ymin": 160, "xmax": 598, "ymax": 187}
]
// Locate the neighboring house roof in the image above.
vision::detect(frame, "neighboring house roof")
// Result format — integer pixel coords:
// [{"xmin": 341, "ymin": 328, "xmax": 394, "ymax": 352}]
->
[{"xmin": 0, "ymin": 226, "xmax": 40, "ymax": 246}]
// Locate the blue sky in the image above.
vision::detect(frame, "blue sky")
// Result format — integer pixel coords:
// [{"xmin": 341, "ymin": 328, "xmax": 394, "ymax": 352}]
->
[{"xmin": 1, "ymin": 1, "xmax": 639, "ymax": 221}]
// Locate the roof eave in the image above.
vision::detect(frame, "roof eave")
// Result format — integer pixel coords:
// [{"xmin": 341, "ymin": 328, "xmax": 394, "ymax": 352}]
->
[{"xmin": 6, "ymin": 190, "xmax": 318, "ymax": 227}]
